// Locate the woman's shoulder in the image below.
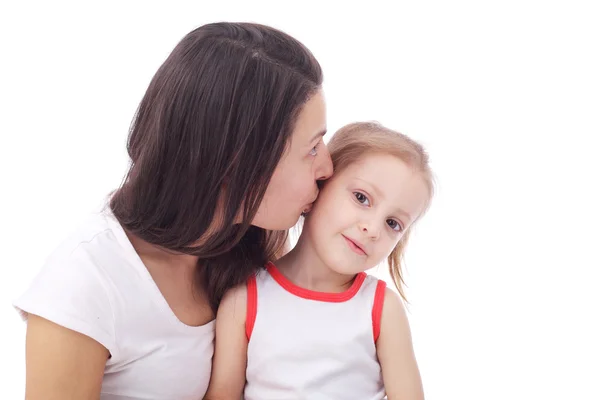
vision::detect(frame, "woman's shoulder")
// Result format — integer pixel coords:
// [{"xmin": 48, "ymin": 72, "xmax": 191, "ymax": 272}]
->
[
  {"xmin": 32, "ymin": 208, "xmax": 147, "ymax": 288},
  {"xmin": 13, "ymin": 209, "xmax": 143, "ymax": 352},
  {"xmin": 48, "ymin": 209, "xmax": 133, "ymax": 263}
]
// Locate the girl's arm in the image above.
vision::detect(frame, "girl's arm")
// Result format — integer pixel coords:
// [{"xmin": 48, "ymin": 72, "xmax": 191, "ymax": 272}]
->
[
  {"xmin": 204, "ymin": 284, "xmax": 248, "ymax": 400},
  {"xmin": 376, "ymin": 288, "xmax": 425, "ymax": 400}
]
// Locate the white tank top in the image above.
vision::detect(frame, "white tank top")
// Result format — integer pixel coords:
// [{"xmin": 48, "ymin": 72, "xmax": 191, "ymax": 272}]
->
[{"xmin": 245, "ymin": 262, "xmax": 387, "ymax": 400}]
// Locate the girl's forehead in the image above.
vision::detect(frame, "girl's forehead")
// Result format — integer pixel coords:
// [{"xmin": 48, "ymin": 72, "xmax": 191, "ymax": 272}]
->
[{"xmin": 336, "ymin": 153, "xmax": 403, "ymax": 178}]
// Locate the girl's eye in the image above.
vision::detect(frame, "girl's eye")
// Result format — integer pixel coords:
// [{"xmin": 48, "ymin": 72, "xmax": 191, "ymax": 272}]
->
[
  {"xmin": 387, "ymin": 219, "xmax": 403, "ymax": 232},
  {"xmin": 309, "ymin": 143, "xmax": 318, "ymax": 156},
  {"xmin": 354, "ymin": 192, "xmax": 370, "ymax": 206}
]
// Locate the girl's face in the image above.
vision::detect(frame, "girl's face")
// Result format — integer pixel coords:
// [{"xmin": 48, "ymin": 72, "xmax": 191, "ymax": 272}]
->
[
  {"xmin": 252, "ymin": 90, "xmax": 333, "ymax": 230},
  {"xmin": 304, "ymin": 153, "xmax": 430, "ymax": 275}
]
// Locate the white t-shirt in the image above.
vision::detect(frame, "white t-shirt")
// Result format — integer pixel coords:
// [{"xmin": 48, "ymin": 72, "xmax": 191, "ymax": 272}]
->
[{"xmin": 14, "ymin": 209, "xmax": 215, "ymax": 400}]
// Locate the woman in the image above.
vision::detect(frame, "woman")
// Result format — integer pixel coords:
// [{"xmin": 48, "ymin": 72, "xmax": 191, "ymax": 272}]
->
[{"xmin": 15, "ymin": 22, "xmax": 333, "ymax": 399}]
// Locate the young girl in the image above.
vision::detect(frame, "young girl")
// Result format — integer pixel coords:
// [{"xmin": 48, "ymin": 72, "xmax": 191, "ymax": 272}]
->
[{"xmin": 205, "ymin": 122, "xmax": 433, "ymax": 400}]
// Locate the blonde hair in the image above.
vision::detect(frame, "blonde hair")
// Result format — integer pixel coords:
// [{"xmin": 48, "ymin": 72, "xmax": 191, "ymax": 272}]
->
[{"xmin": 327, "ymin": 122, "xmax": 434, "ymax": 301}]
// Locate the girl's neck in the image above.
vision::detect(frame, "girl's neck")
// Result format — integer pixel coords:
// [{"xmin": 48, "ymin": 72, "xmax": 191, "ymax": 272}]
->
[{"xmin": 275, "ymin": 233, "xmax": 356, "ymax": 293}]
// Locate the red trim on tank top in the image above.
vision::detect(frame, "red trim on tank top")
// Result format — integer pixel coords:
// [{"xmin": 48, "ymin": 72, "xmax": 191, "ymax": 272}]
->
[
  {"xmin": 246, "ymin": 275, "xmax": 258, "ymax": 340},
  {"xmin": 265, "ymin": 262, "xmax": 367, "ymax": 303},
  {"xmin": 372, "ymin": 280, "xmax": 387, "ymax": 342}
]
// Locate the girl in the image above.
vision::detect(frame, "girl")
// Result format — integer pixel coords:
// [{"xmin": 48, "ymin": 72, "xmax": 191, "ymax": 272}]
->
[
  {"xmin": 14, "ymin": 22, "xmax": 333, "ymax": 399},
  {"xmin": 205, "ymin": 122, "xmax": 433, "ymax": 400}
]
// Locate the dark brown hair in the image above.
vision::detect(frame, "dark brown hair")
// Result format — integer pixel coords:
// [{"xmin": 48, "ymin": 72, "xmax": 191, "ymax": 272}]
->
[
  {"xmin": 327, "ymin": 122, "xmax": 434, "ymax": 301},
  {"xmin": 110, "ymin": 22, "xmax": 323, "ymax": 312}
]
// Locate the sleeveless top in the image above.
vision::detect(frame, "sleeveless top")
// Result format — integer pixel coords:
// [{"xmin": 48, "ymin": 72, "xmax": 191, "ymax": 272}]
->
[{"xmin": 244, "ymin": 262, "xmax": 387, "ymax": 400}]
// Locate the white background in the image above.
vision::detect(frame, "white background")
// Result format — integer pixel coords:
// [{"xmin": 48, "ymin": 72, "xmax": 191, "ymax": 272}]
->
[{"xmin": 1, "ymin": 1, "xmax": 599, "ymax": 398}]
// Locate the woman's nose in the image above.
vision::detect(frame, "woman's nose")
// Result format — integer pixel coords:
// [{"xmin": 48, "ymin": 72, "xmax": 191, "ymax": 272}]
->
[{"xmin": 316, "ymin": 148, "xmax": 333, "ymax": 181}]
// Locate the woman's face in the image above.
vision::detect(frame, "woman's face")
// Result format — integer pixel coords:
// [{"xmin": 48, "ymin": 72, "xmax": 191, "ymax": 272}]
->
[{"xmin": 252, "ymin": 90, "xmax": 333, "ymax": 230}]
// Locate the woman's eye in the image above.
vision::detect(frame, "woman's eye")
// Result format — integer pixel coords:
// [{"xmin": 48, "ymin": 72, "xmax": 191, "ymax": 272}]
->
[
  {"xmin": 353, "ymin": 192, "xmax": 370, "ymax": 206},
  {"xmin": 309, "ymin": 143, "xmax": 318, "ymax": 156},
  {"xmin": 387, "ymin": 219, "xmax": 403, "ymax": 232}
]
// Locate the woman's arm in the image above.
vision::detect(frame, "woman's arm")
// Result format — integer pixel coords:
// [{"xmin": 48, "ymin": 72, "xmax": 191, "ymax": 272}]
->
[
  {"xmin": 204, "ymin": 284, "xmax": 248, "ymax": 400},
  {"xmin": 25, "ymin": 314, "xmax": 108, "ymax": 399},
  {"xmin": 377, "ymin": 288, "xmax": 425, "ymax": 400}
]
